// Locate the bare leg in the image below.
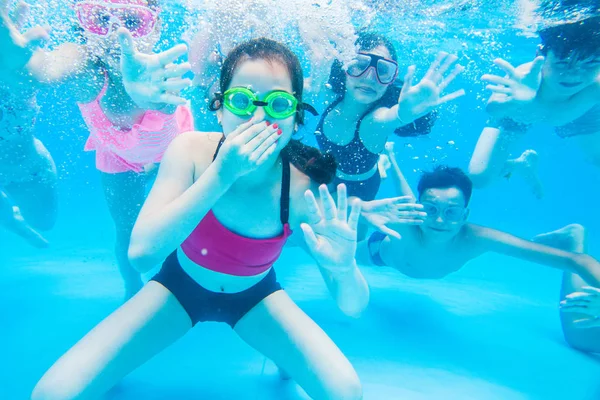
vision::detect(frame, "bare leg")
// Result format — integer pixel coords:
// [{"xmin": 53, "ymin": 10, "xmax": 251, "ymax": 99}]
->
[
  {"xmin": 101, "ymin": 171, "xmax": 147, "ymax": 300},
  {"xmin": 0, "ymin": 189, "xmax": 49, "ymax": 247},
  {"xmin": 468, "ymin": 126, "xmax": 526, "ymax": 188},
  {"xmin": 235, "ymin": 290, "xmax": 362, "ymax": 400},
  {"xmin": 1, "ymin": 138, "xmax": 57, "ymax": 247},
  {"xmin": 31, "ymin": 281, "xmax": 192, "ymax": 400},
  {"xmin": 533, "ymin": 224, "xmax": 600, "ymax": 352}
]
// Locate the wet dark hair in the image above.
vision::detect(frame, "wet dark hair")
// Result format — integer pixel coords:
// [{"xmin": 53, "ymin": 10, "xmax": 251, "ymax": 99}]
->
[
  {"xmin": 210, "ymin": 38, "xmax": 337, "ymax": 184},
  {"xmin": 417, "ymin": 166, "xmax": 473, "ymax": 206},
  {"xmin": 538, "ymin": 16, "xmax": 600, "ymax": 60},
  {"xmin": 327, "ymin": 31, "xmax": 436, "ymax": 137}
]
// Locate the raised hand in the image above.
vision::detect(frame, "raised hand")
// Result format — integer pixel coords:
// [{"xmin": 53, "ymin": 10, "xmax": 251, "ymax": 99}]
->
[
  {"xmin": 0, "ymin": 0, "xmax": 49, "ymax": 74},
  {"xmin": 301, "ymin": 184, "xmax": 361, "ymax": 275},
  {"xmin": 360, "ymin": 196, "xmax": 426, "ymax": 239},
  {"xmin": 213, "ymin": 117, "xmax": 283, "ymax": 182},
  {"xmin": 482, "ymin": 56, "xmax": 545, "ymax": 117},
  {"xmin": 397, "ymin": 52, "xmax": 465, "ymax": 123},
  {"xmin": 118, "ymin": 28, "xmax": 192, "ymax": 110},
  {"xmin": 561, "ymin": 286, "xmax": 600, "ymax": 329}
]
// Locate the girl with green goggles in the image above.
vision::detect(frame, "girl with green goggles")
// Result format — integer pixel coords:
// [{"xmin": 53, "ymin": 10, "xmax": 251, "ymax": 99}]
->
[{"xmin": 212, "ymin": 87, "xmax": 318, "ymax": 119}]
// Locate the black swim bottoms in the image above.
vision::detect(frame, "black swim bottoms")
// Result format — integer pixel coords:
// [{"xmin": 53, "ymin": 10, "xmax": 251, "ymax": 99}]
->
[
  {"xmin": 334, "ymin": 170, "xmax": 381, "ymax": 202},
  {"xmin": 151, "ymin": 252, "xmax": 283, "ymax": 328}
]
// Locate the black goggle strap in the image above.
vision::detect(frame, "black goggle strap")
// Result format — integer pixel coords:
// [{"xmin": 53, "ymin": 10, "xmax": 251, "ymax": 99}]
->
[{"xmin": 299, "ymin": 103, "xmax": 319, "ymax": 116}]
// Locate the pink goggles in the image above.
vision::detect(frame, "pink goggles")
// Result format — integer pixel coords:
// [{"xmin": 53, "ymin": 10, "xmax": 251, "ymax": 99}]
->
[{"xmin": 74, "ymin": 1, "xmax": 158, "ymax": 38}]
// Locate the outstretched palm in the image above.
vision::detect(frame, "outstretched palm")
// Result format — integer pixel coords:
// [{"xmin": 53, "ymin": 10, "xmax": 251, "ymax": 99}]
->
[
  {"xmin": 361, "ymin": 196, "xmax": 426, "ymax": 239},
  {"xmin": 118, "ymin": 28, "xmax": 191, "ymax": 110},
  {"xmin": 301, "ymin": 184, "xmax": 361, "ymax": 274},
  {"xmin": 482, "ymin": 56, "xmax": 544, "ymax": 109},
  {"xmin": 397, "ymin": 52, "xmax": 465, "ymax": 123}
]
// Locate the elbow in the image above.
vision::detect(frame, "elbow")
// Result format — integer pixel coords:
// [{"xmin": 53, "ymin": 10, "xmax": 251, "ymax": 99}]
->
[{"xmin": 340, "ymin": 303, "xmax": 368, "ymax": 319}]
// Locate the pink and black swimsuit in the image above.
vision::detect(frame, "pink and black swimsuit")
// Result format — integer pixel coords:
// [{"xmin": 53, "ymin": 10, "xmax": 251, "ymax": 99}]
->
[{"xmin": 151, "ymin": 136, "xmax": 292, "ymax": 327}]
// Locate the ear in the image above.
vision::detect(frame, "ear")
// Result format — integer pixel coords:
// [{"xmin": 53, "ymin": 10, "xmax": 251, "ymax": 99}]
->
[
  {"xmin": 216, "ymin": 108, "xmax": 223, "ymax": 125},
  {"xmin": 463, "ymin": 208, "xmax": 470, "ymax": 222}
]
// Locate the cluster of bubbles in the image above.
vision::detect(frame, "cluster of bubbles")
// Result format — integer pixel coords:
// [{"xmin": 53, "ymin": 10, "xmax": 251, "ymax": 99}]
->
[{"xmin": 182, "ymin": 0, "xmax": 362, "ymax": 70}]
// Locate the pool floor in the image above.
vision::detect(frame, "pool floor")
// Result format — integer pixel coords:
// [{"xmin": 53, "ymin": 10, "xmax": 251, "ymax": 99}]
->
[{"xmin": 2, "ymin": 241, "xmax": 600, "ymax": 399}]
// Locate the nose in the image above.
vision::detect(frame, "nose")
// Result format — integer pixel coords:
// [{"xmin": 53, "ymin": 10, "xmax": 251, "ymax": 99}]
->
[
  {"xmin": 364, "ymin": 66, "xmax": 378, "ymax": 82},
  {"xmin": 253, "ymin": 106, "xmax": 267, "ymax": 120},
  {"xmin": 435, "ymin": 215, "xmax": 444, "ymax": 224}
]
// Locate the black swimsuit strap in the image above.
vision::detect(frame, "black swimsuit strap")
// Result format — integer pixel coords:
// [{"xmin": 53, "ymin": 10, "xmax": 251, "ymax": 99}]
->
[
  {"xmin": 212, "ymin": 134, "xmax": 290, "ymax": 225},
  {"xmin": 280, "ymin": 152, "xmax": 291, "ymax": 225},
  {"xmin": 212, "ymin": 135, "xmax": 226, "ymax": 161},
  {"xmin": 315, "ymin": 96, "xmax": 344, "ymax": 134}
]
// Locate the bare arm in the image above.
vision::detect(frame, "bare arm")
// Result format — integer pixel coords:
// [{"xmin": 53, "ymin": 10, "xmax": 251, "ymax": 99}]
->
[
  {"xmin": 128, "ymin": 132, "xmax": 233, "ymax": 272},
  {"xmin": 27, "ymin": 43, "xmax": 88, "ymax": 84},
  {"xmin": 468, "ymin": 118, "xmax": 528, "ymax": 187},
  {"xmin": 386, "ymin": 142, "xmax": 415, "ymax": 199},
  {"xmin": 319, "ymin": 259, "xmax": 370, "ymax": 318},
  {"xmin": 0, "ymin": 7, "xmax": 100, "ymax": 101},
  {"xmin": 471, "ymin": 224, "xmax": 600, "ymax": 286},
  {"xmin": 130, "ymin": 117, "xmax": 281, "ymax": 271},
  {"xmin": 361, "ymin": 52, "xmax": 465, "ymax": 139},
  {"xmin": 290, "ymin": 185, "xmax": 370, "ymax": 317}
]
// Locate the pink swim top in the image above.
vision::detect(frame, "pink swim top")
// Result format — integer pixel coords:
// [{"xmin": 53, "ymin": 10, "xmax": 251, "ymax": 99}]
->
[
  {"xmin": 180, "ymin": 136, "xmax": 293, "ymax": 276},
  {"xmin": 78, "ymin": 75, "xmax": 193, "ymax": 173}
]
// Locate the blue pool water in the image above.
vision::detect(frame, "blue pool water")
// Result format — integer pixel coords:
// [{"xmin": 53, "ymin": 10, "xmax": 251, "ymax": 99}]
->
[{"xmin": 2, "ymin": 0, "xmax": 600, "ymax": 399}]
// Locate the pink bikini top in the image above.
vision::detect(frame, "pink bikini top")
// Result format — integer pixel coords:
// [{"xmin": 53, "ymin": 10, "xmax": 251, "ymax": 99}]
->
[{"xmin": 179, "ymin": 136, "xmax": 293, "ymax": 276}]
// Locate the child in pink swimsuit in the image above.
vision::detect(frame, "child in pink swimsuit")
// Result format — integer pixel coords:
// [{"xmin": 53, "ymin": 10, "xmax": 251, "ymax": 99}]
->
[
  {"xmin": 0, "ymin": 0, "xmax": 193, "ymax": 298},
  {"xmin": 79, "ymin": 77, "xmax": 193, "ymax": 174}
]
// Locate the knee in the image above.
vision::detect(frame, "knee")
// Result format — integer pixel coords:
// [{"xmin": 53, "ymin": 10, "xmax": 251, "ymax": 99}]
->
[
  {"xmin": 324, "ymin": 366, "xmax": 363, "ymax": 400},
  {"xmin": 467, "ymin": 166, "xmax": 492, "ymax": 189},
  {"xmin": 564, "ymin": 223, "xmax": 586, "ymax": 239}
]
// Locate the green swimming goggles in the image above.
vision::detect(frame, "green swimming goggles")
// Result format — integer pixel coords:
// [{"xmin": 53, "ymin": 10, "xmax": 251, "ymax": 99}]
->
[{"xmin": 218, "ymin": 87, "xmax": 318, "ymax": 120}]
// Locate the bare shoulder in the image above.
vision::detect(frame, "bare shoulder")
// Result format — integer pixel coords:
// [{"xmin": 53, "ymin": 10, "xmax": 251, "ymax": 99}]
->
[{"xmin": 165, "ymin": 131, "xmax": 223, "ymax": 175}]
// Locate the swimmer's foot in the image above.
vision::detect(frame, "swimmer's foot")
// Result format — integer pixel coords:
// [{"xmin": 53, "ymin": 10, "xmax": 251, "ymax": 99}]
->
[
  {"xmin": 533, "ymin": 224, "xmax": 586, "ymax": 253},
  {"xmin": 2, "ymin": 206, "xmax": 49, "ymax": 248},
  {"xmin": 510, "ymin": 150, "xmax": 544, "ymax": 199}
]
